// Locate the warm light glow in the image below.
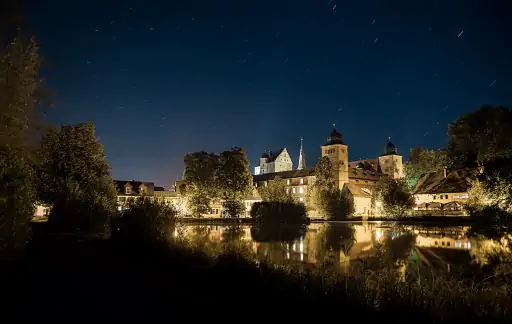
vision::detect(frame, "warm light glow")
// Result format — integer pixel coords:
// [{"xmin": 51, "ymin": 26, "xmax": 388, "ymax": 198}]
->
[
  {"xmin": 376, "ymin": 201, "xmax": 382, "ymax": 207},
  {"xmin": 299, "ymin": 187, "xmax": 304, "ymax": 194},
  {"xmin": 299, "ymin": 197, "xmax": 303, "ymax": 202},
  {"xmin": 300, "ymin": 178, "xmax": 304, "ymax": 184},
  {"xmin": 375, "ymin": 229, "xmax": 383, "ymax": 241},
  {"xmin": 299, "ymin": 241, "xmax": 304, "ymax": 253}
]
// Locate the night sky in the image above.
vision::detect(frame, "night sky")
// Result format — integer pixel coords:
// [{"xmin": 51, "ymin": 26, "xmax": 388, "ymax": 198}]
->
[{"xmin": 27, "ymin": 0, "xmax": 512, "ymax": 187}]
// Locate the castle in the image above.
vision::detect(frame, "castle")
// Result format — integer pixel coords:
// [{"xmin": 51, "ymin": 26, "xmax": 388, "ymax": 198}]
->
[{"xmin": 252, "ymin": 125, "xmax": 404, "ymax": 216}]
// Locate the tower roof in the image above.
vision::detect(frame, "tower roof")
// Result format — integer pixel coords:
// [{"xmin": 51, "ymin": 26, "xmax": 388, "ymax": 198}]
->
[
  {"xmin": 325, "ymin": 124, "xmax": 343, "ymax": 145},
  {"xmin": 382, "ymin": 137, "xmax": 398, "ymax": 155}
]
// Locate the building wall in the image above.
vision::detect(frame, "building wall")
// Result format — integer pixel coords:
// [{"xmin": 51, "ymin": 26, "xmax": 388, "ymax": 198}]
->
[
  {"xmin": 321, "ymin": 143, "xmax": 349, "ymax": 189},
  {"xmin": 378, "ymin": 154, "xmax": 404, "ymax": 179},
  {"xmin": 353, "ymin": 196, "xmax": 372, "ymax": 216},
  {"xmin": 414, "ymin": 192, "xmax": 470, "ymax": 205}
]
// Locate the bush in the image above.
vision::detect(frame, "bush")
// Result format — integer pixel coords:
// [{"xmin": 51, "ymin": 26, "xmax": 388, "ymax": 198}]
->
[
  {"xmin": 117, "ymin": 197, "xmax": 178, "ymax": 241},
  {"xmin": 324, "ymin": 188, "xmax": 355, "ymax": 220},
  {"xmin": 250, "ymin": 202, "xmax": 307, "ymax": 224}
]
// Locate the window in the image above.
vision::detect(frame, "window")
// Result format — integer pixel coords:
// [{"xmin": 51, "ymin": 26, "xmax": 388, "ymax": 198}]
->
[
  {"xmin": 140, "ymin": 187, "xmax": 147, "ymax": 195},
  {"xmin": 445, "ymin": 195, "xmax": 448, "ymax": 199},
  {"xmin": 286, "ymin": 188, "xmax": 289, "ymax": 194},
  {"xmin": 125, "ymin": 187, "xmax": 131, "ymax": 194},
  {"xmin": 292, "ymin": 188, "xmax": 296, "ymax": 194},
  {"xmin": 255, "ymin": 182, "xmax": 258, "ymax": 187},
  {"xmin": 299, "ymin": 187, "xmax": 303, "ymax": 194},
  {"xmin": 300, "ymin": 178, "xmax": 304, "ymax": 184},
  {"xmin": 453, "ymin": 194, "xmax": 460, "ymax": 198},
  {"xmin": 461, "ymin": 193, "xmax": 469, "ymax": 199},
  {"xmin": 433, "ymin": 195, "xmax": 437, "ymax": 200},
  {"xmin": 287, "ymin": 179, "xmax": 291, "ymax": 185}
]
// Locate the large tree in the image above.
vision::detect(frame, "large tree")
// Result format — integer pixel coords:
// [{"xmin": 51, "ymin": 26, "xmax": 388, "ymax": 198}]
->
[
  {"xmin": 448, "ymin": 106, "xmax": 512, "ymax": 170},
  {"xmin": 258, "ymin": 176, "xmax": 294, "ymax": 203},
  {"xmin": 216, "ymin": 147, "xmax": 252, "ymax": 217},
  {"xmin": 307, "ymin": 156, "xmax": 335, "ymax": 213},
  {"xmin": 37, "ymin": 122, "xmax": 117, "ymax": 236},
  {"xmin": 405, "ymin": 148, "xmax": 452, "ymax": 189},
  {"xmin": 183, "ymin": 147, "xmax": 252, "ymax": 218},
  {"xmin": 183, "ymin": 151, "xmax": 219, "ymax": 217},
  {"xmin": 374, "ymin": 177, "xmax": 415, "ymax": 218},
  {"xmin": 0, "ymin": 37, "xmax": 42, "ymax": 250}
]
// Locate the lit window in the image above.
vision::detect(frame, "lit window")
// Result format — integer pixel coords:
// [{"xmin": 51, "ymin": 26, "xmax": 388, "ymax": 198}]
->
[
  {"xmin": 299, "ymin": 187, "xmax": 304, "ymax": 194},
  {"xmin": 300, "ymin": 178, "xmax": 304, "ymax": 184},
  {"xmin": 461, "ymin": 193, "xmax": 469, "ymax": 199},
  {"xmin": 255, "ymin": 182, "xmax": 258, "ymax": 187},
  {"xmin": 292, "ymin": 188, "xmax": 296, "ymax": 194},
  {"xmin": 287, "ymin": 179, "xmax": 291, "ymax": 185},
  {"xmin": 286, "ymin": 188, "xmax": 289, "ymax": 194},
  {"xmin": 140, "ymin": 187, "xmax": 147, "ymax": 195},
  {"xmin": 125, "ymin": 187, "xmax": 131, "ymax": 194}
]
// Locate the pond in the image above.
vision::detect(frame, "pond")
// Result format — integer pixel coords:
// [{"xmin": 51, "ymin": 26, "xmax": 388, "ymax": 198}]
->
[{"xmin": 176, "ymin": 221, "xmax": 512, "ymax": 278}]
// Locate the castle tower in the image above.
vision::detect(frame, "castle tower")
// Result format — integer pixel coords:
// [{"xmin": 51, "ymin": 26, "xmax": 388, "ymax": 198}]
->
[
  {"xmin": 297, "ymin": 137, "xmax": 306, "ymax": 170},
  {"xmin": 377, "ymin": 138, "xmax": 404, "ymax": 179},
  {"xmin": 320, "ymin": 124, "xmax": 349, "ymax": 189}
]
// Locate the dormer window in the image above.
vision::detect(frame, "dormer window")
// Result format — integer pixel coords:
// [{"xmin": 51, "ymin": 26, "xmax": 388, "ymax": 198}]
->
[
  {"xmin": 140, "ymin": 186, "xmax": 147, "ymax": 195},
  {"xmin": 125, "ymin": 186, "xmax": 132, "ymax": 194}
]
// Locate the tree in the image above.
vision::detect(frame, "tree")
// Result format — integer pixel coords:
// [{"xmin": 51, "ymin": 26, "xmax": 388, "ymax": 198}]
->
[
  {"xmin": 183, "ymin": 151, "xmax": 219, "ymax": 217},
  {"xmin": 0, "ymin": 37, "xmax": 42, "ymax": 251},
  {"xmin": 37, "ymin": 123, "xmax": 117, "ymax": 236},
  {"xmin": 466, "ymin": 177, "xmax": 512, "ymax": 221},
  {"xmin": 405, "ymin": 148, "xmax": 452, "ymax": 189},
  {"xmin": 117, "ymin": 196, "xmax": 178, "ymax": 241},
  {"xmin": 183, "ymin": 147, "xmax": 252, "ymax": 218},
  {"xmin": 307, "ymin": 156, "xmax": 335, "ymax": 213},
  {"xmin": 216, "ymin": 147, "xmax": 252, "ymax": 218},
  {"xmin": 258, "ymin": 176, "xmax": 294, "ymax": 203},
  {"xmin": 323, "ymin": 188, "xmax": 355, "ymax": 221},
  {"xmin": 374, "ymin": 178, "xmax": 415, "ymax": 218},
  {"xmin": 448, "ymin": 106, "xmax": 512, "ymax": 169}
]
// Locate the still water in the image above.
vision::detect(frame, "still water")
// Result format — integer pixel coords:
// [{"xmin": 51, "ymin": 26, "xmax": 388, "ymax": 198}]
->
[{"xmin": 176, "ymin": 222, "xmax": 511, "ymax": 277}]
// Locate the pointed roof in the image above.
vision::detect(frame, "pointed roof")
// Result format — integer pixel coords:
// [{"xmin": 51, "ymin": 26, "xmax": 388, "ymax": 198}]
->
[{"xmin": 297, "ymin": 137, "xmax": 306, "ymax": 170}]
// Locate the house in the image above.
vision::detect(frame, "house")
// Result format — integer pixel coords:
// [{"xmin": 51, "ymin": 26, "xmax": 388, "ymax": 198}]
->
[{"xmin": 413, "ymin": 168, "xmax": 481, "ymax": 212}]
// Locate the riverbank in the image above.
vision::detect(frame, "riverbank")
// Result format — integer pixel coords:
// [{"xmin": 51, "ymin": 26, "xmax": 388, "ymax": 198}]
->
[{"xmin": 1, "ymin": 231, "xmax": 511, "ymax": 323}]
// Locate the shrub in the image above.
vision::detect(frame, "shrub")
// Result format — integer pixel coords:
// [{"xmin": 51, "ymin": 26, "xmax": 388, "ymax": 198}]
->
[
  {"xmin": 117, "ymin": 197, "xmax": 178, "ymax": 241},
  {"xmin": 324, "ymin": 188, "xmax": 355, "ymax": 220},
  {"xmin": 250, "ymin": 202, "xmax": 307, "ymax": 224}
]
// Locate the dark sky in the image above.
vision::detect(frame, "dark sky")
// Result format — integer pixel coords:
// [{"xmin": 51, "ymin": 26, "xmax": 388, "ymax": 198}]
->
[{"xmin": 27, "ymin": 0, "xmax": 512, "ymax": 187}]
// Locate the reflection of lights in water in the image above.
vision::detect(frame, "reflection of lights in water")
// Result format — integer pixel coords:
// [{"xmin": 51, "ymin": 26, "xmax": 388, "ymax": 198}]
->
[
  {"xmin": 375, "ymin": 229, "xmax": 382, "ymax": 241},
  {"xmin": 173, "ymin": 228, "xmax": 178, "ymax": 238}
]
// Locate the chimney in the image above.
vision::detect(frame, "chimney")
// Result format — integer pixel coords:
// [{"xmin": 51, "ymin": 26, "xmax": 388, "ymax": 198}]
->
[{"xmin": 443, "ymin": 168, "xmax": 447, "ymax": 178}]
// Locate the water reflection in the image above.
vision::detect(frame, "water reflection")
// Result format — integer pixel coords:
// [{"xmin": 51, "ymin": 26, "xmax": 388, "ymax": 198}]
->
[{"xmin": 178, "ymin": 222, "xmax": 511, "ymax": 277}]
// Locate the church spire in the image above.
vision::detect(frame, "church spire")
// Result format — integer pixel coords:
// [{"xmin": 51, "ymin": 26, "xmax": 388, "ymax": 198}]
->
[{"xmin": 298, "ymin": 137, "xmax": 306, "ymax": 170}]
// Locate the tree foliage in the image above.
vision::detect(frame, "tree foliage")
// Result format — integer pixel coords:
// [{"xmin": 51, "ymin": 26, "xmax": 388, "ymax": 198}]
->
[
  {"xmin": 183, "ymin": 147, "xmax": 252, "ymax": 218},
  {"xmin": 466, "ymin": 177, "xmax": 512, "ymax": 221},
  {"xmin": 117, "ymin": 196, "xmax": 178, "ymax": 241},
  {"xmin": 374, "ymin": 178, "xmax": 415, "ymax": 218},
  {"xmin": 307, "ymin": 156, "xmax": 335, "ymax": 213},
  {"xmin": 37, "ymin": 123, "xmax": 117, "ymax": 236},
  {"xmin": 216, "ymin": 147, "xmax": 252, "ymax": 217},
  {"xmin": 323, "ymin": 188, "xmax": 355, "ymax": 221},
  {"xmin": 0, "ymin": 37, "xmax": 43, "ymax": 251},
  {"xmin": 448, "ymin": 106, "xmax": 512, "ymax": 169},
  {"xmin": 405, "ymin": 148, "xmax": 451, "ymax": 189},
  {"xmin": 258, "ymin": 176, "xmax": 294, "ymax": 203}
]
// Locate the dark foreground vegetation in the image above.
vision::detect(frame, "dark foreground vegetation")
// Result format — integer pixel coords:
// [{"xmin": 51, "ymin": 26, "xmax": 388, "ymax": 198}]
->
[{"xmin": 1, "ymin": 218, "xmax": 511, "ymax": 323}]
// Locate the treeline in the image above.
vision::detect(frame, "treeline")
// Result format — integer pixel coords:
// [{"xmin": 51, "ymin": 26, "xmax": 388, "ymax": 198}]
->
[
  {"xmin": 406, "ymin": 106, "xmax": 512, "ymax": 219},
  {"xmin": 0, "ymin": 35, "xmax": 176, "ymax": 252},
  {"xmin": 182, "ymin": 149, "xmax": 253, "ymax": 217}
]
